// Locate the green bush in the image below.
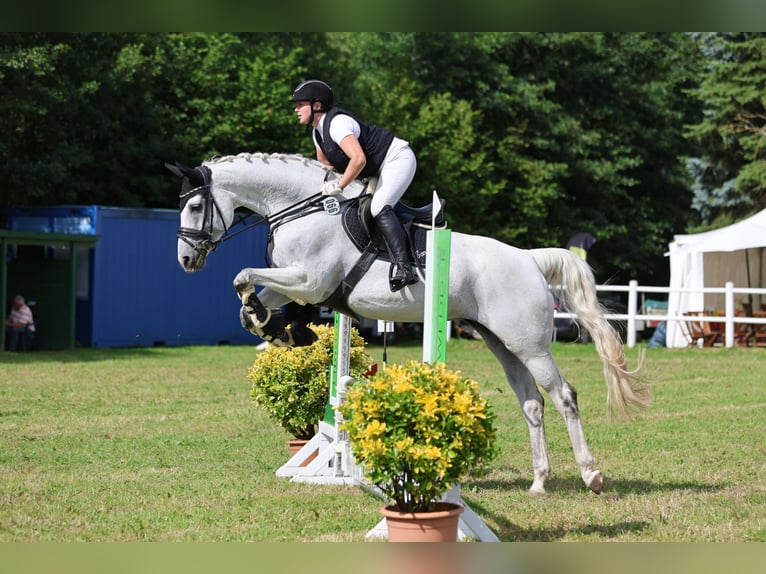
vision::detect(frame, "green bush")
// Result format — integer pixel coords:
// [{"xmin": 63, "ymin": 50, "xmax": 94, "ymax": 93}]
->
[{"xmin": 248, "ymin": 323, "xmax": 374, "ymax": 440}]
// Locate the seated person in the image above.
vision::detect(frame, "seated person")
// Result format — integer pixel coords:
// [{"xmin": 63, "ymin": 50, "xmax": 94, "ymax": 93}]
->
[{"xmin": 5, "ymin": 294, "xmax": 35, "ymax": 352}]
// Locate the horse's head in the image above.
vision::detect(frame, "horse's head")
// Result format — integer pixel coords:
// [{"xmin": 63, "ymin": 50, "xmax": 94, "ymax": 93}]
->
[{"xmin": 166, "ymin": 162, "xmax": 234, "ymax": 273}]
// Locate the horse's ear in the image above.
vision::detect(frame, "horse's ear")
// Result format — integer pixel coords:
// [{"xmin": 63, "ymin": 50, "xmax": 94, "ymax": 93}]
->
[
  {"xmin": 165, "ymin": 161, "xmax": 196, "ymax": 179},
  {"xmin": 165, "ymin": 162, "xmax": 184, "ymax": 178}
]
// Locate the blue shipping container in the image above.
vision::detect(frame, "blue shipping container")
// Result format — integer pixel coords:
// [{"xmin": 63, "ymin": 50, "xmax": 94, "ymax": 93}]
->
[{"xmin": 8, "ymin": 205, "xmax": 270, "ymax": 347}]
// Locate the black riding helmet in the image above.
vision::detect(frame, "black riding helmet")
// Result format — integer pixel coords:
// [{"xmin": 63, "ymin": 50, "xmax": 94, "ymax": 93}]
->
[
  {"xmin": 292, "ymin": 80, "xmax": 334, "ymax": 127},
  {"xmin": 291, "ymin": 79, "xmax": 334, "ymax": 109}
]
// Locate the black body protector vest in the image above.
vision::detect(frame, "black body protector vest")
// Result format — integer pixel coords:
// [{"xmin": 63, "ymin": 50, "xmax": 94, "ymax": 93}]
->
[{"xmin": 315, "ymin": 107, "xmax": 395, "ymax": 179}]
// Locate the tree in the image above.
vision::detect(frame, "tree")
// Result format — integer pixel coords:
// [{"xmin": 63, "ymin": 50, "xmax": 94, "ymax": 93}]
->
[
  {"xmin": 685, "ymin": 32, "xmax": 766, "ymax": 226},
  {"xmin": 0, "ymin": 33, "xmax": 311, "ymax": 215},
  {"xmin": 327, "ymin": 32, "xmax": 703, "ymax": 283},
  {"xmin": 1, "ymin": 33, "xmax": 707, "ymax": 285},
  {"xmin": 0, "ymin": 33, "xmax": 177, "ymax": 210}
]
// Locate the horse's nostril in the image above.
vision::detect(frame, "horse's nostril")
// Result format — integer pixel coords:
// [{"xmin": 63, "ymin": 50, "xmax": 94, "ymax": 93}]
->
[{"xmin": 182, "ymin": 256, "xmax": 190, "ymax": 267}]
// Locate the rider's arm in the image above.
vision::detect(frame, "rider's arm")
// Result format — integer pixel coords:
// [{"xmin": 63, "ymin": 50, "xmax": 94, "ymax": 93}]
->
[
  {"xmin": 315, "ymin": 144, "xmax": 333, "ymax": 169},
  {"xmin": 328, "ymin": 115, "xmax": 366, "ymax": 190},
  {"xmin": 336, "ymin": 134, "xmax": 367, "ymax": 190}
]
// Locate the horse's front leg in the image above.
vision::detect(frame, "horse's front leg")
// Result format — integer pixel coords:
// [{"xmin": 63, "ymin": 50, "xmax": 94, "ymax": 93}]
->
[
  {"xmin": 233, "ymin": 266, "xmax": 321, "ymax": 304},
  {"xmin": 234, "ymin": 268, "xmax": 319, "ymax": 347}
]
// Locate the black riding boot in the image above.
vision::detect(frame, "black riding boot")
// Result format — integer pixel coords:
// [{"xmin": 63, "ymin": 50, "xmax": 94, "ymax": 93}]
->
[{"xmin": 375, "ymin": 205, "xmax": 418, "ymax": 292}]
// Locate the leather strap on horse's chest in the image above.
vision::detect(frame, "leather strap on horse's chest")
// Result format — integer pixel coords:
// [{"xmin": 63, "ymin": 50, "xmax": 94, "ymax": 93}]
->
[{"xmin": 319, "ymin": 242, "xmax": 382, "ymax": 320}]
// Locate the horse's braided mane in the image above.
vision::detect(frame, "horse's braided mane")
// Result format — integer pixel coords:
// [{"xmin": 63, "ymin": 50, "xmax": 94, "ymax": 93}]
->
[{"xmin": 204, "ymin": 152, "xmax": 327, "ymax": 172}]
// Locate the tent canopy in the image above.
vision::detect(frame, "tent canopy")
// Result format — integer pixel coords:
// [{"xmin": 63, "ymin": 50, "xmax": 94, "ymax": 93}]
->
[
  {"xmin": 665, "ymin": 208, "xmax": 766, "ymax": 256},
  {"xmin": 665, "ymin": 209, "xmax": 766, "ymax": 347}
]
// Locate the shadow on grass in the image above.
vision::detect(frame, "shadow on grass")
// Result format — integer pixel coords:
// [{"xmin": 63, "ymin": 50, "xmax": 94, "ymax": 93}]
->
[
  {"xmin": 0, "ymin": 345, "xmax": 252, "ymax": 364},
  {"xmin": 471, "ymin": 472, "xmax": 727, "ymax": 496},
  {"xmin": 464, "ymin": 474, "xmax": 728, "ymax": 541},
  {"xmin": 469, "ymin": 500, "xmax": 652, "ymax": 541}
]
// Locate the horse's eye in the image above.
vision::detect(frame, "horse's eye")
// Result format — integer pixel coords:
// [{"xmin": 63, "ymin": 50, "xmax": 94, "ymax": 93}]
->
[{"xmin": 189, "ymin": 202, "xmax": 203, "ymax": 212}]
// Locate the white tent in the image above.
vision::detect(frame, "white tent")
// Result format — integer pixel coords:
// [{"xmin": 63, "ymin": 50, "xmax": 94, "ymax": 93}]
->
[{"xmin": 665, "ymin": 208, "xmax": 766, "ymax": 347}]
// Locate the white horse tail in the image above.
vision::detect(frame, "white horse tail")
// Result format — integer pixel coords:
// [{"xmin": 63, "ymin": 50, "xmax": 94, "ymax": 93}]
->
[{"xmin": 530, "ymin": 247, "xmax": 652, "ymax": 420}]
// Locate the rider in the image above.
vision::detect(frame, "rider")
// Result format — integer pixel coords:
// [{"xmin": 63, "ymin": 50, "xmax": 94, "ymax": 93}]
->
[{"xmin": 291, "ymin": 79, "xmax": 418, "ymax": 292}]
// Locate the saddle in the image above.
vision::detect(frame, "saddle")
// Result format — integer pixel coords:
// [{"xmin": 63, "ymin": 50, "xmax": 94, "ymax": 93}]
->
[
  {"xmin": 342, "ymin": 193, "xmax": 446, "ymax": 268},
  {"xmin": 320, "ymin": 190, "xmax": 447, "ymax": 317}
]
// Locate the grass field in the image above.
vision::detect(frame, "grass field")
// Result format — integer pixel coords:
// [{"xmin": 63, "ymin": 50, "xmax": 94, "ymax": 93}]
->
[{"xmin": 1, "ymin": 338, "xmax": 765, "ymax": 542}]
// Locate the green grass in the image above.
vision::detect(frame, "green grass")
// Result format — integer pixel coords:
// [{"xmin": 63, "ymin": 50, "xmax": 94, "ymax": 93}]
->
[{"xmin": 1, "ymin": 340, "xmax": 765, "ymax": 541}]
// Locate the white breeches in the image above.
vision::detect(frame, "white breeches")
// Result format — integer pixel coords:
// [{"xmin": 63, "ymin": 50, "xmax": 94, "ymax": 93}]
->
[{"xmin": 370, "ymin": 145, "xmax": 417, "ymax": 217}]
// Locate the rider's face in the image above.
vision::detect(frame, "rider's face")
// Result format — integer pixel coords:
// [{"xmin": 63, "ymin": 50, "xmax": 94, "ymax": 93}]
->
[{"xmin": 294, "ymin": 100, "xmax": 312, "ymax": 125}]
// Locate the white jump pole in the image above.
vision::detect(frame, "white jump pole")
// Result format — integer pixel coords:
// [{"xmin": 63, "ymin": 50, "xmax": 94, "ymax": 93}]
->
[
  {"xmin": 276, "ymin": 311, "xmax": 361, "ymax": 485},
  {"xmin": 367, "ymin": 191, "xmax": 500, "ymax": 542}
]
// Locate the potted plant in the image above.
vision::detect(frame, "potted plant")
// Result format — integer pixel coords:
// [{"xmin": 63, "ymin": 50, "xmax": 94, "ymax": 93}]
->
[
  {"xmin": 337, "ymin": 360, "xmax": 497, "ymax": 542},
  {"xmin": 248, "ymin": 323, "xmax": 374, "ymax": 448}
]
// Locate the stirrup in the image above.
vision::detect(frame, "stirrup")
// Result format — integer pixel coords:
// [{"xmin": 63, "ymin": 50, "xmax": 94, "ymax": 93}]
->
[{"xmin": 388, "ymin": 263, "xmax": 418, "ymax": 292}]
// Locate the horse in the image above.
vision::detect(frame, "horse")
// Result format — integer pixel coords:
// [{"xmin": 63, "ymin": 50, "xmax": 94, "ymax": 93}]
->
[{"xmin": 169, "ymin": 151, "xmax": 650, "ymax": 496}]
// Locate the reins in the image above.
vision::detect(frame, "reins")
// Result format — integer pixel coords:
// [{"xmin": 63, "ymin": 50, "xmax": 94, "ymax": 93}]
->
[
  {"xmin": 178, "ymin": 171, "xmax": 354, "ymax": 258},
  {"xmin": 264, "ymin": 192, "xmax": 326, "ymax": 235}
]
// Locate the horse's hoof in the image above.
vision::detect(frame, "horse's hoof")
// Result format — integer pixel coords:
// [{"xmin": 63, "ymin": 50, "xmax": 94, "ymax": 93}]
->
[
  {"xmin": 529, "ymin": 483, "xmax": 546, "ymax": 496},
  {"xmin": 240, "ymin": 306, "xmax": 254, "ymax": 330},
  {"xmin": 588, "ymin": 472, "xmax": 604, "ymax": 494},
  {"xmin": 290, "ymin": 322, "xmax": 318, "ymax": 347}
]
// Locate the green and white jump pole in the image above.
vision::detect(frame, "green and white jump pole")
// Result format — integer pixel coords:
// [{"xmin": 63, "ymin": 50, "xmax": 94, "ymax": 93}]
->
[{"xmin": 422, "ymin": 192, "xmax": 452, "ymax": 364}]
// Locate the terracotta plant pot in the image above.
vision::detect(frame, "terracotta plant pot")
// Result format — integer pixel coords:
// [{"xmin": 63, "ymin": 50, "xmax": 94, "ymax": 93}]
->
[
  {"xmin": 287, "ymin": 439, "xmax": 318, "ymax": 467},
  {"xmin": 380, "ymin": 502, "xmax": 464, "ymax": 542}
]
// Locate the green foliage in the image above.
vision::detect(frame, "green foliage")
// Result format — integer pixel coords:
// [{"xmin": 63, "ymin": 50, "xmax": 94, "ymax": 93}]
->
[
  {"xmin": 157, "ymin": 33, "xmax": 307, "ymax": 157},
  {"xmin": 248, "ymin": 324, "xmax": 373, "ymax": 440},
  {"xmin": 329, "ymin": 32, "xmax": 703, "ymax": 283},
  {"xmin": 338, "ymin": 360, "xmax": 497, "ymax": 513},
  {"xmin": 0, "ymin": 33, "xmax": 309, "ymax": 215},
  {"xmin": 685, "ymin": 33, "xmax": 766, "ymax": 222},
  {"xmin": 0, "ymin": 32, "xmax": 715, "ymax": 284}
]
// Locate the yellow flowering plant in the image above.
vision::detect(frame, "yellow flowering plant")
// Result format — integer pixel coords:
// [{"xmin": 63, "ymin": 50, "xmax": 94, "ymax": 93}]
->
[
  {"xmin": 338, "ymin": 360, "xmax": 497, "ymax": 513},
  {"xmin": 248, "ymin": 323, "xmax": 374, "ymax": 440}
]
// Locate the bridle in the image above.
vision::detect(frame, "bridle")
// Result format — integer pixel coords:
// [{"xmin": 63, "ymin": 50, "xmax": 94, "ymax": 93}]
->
[
  {"xmin": 176, "ymin": 164, "xmax": 338, "ymax": 261},
  {"xmin": 177, "ymin": 166, "xmax": 229, "ymax": 260}
]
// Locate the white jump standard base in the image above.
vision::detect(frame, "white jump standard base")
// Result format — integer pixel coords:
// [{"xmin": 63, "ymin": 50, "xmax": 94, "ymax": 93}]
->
[
  {"xmin": 276, "ymin": 312, "xmax": 361, "ymax": 486},
  {"xmin": 276, "ymin": 418, "xmax": 361, "ymax": 486}
]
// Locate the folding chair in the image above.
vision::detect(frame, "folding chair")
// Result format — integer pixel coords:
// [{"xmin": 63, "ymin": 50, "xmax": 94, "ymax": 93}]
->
[{"xmin": 682, "ymin": 311, "xmax": 718, "ymax": 347}]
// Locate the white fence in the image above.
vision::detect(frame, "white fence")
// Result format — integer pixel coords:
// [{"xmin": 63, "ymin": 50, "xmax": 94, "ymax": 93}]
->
[{"xmin": 553, "ymin": 280, "xmax": 766, "ymax": 348}]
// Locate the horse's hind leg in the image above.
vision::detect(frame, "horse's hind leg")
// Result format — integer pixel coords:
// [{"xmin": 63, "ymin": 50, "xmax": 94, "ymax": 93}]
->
[
  {"xmin": 472, "ymin": 324, "xmax": 551, "ymax": 495},
  {"xmin": 524, "ymin": 354, "xmax": 604, "ymax": 494}
]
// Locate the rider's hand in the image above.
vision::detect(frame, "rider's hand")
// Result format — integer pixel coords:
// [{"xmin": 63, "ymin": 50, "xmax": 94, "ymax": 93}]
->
[{"xmin": 321, "ymin": 181, "xmax": 343, "ymax": 196}]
